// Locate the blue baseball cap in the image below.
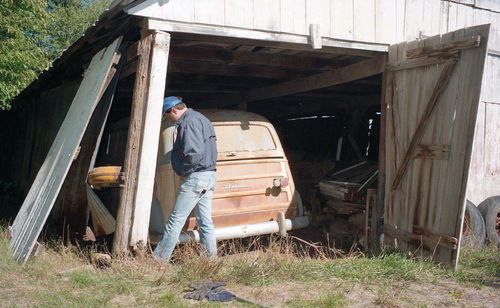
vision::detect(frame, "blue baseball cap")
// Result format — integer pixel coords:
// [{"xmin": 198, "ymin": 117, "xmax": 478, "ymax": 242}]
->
[{"xmin": 163, "ymin": 96, "xmax": 182, "ymax": 113}]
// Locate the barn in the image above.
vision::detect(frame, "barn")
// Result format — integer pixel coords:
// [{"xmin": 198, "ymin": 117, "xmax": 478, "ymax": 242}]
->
[{"xmin": 1, "ymin": 0, "xmax": 498, "ymax": 266}]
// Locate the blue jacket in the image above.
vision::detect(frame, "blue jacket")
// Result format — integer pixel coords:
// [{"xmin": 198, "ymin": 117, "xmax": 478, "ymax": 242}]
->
[{"xmin": 171, "ymin": 109, "xmax": 217, "ymax": 176}]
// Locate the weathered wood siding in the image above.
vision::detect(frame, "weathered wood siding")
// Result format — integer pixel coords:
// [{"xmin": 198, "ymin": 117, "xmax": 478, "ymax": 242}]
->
[
  {"xmin": 0, "ymin": 81, "xmax": 79, "ymax": 220},
  {"xmin": 127, "ymin": 0, "xmax": 499, "ymax": 47}
]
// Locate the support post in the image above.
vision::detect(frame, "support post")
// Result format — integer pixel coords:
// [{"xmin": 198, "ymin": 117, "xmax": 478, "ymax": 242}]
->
[
  {"xmin": 113, "ymin": 29, "xmax": 171, "ymax": 255},
  {"xmin": 113, "ymin": 34, "xmax": 153, "ymax": 255},
  {"xmin": 371, "ymin": 71, "xmax": 389, "ymax": 251},
  {"xmin": 130, "ymin": 31, "xmax": 171, "ymax": 248}
]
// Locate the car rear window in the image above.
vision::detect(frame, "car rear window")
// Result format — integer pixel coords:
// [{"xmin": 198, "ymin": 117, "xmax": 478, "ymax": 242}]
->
[{"xmin": 214, "ymin": 124, "xmax": 276, "ymax": 152}]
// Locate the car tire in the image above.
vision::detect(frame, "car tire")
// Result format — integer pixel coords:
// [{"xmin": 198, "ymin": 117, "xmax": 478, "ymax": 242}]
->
[
  {"xmin": 478, "ymin": 196, "xmax": 500, "ymax": 246},
  {"xmin": 461, "ymin": 200, "xmax": 486, "ymax": 249}
]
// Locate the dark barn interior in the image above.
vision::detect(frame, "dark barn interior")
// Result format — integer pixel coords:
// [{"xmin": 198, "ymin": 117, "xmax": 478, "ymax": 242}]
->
[
  {"xmin": 102, "ymin": 31, "xmax": 384, "ymax": 247},
  {"xmin": 0, "ymin": 13, "xmax": 384, "ymax": 249}
]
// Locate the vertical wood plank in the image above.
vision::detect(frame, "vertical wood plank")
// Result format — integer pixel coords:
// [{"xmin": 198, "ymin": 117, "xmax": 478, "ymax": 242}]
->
[
  {"xmin": 193, "ymin": 0, "xmax": 225, "ymax": 25},
  {"xmin": 482, "ymin": 56, "xmax": 499, "ymax": 102},
  {"xmin": 421, "ymin": 0, "xmax": 441, "ymax": 37},
  {"xmin": 444, "ymin": 25, "xmax": 489, "ymax": 265},
  {"xmin": 373, "ymin": 69, "xmax": 389, "ymax": 250},
  {"xmin": 384, "ymin": 40, "xmax": 405, "ymax": 245},
  {"xmin": 420, "ymin": 30, "xmax": 461, "ymax": 264},
  {"xmin": 398, "ymin": 38, "xmax": 420, "ymax": 253},
  {"xmin": 113, "ymin": 35, "xmax": 153, "ymax": 255},
  {"xmin": 127, "ymin": 0, "xmax": 195, "ymax": 22},
  {"xmin": 375, "ymin": 0, "xmax": 397, "ymax": 44},
  {"xmin": 448, "ymin": 3, "xmax": 459, "ymax": 32},
  {"xmin": 129, "ymin": 32, "xmax": 171, "ymax": 247},
  {"xmin": 439, "ymin": 1, "xmax": 450, "ymax": 34},
  {"xmin": 407, "ymin": 33, "xmax": 442, "ymax": 253},
  {"xmin": 330, "ymin": 0, "xmax": 353, "ymax": 40},
  {"xmin": 483, "ymin": 103, "xmax": 500, "ymax": 200},
  {"xmin": 306, "ymin": 0, "xmax": 331, "ymax": 37},
  {"xmin": 395, "ymin": 0, "xmax": 406, "ymax": 42},
  {"xmin": 466, "ymin": 102, "xmax": 486, "ymax": 205},
  {"xmin": 493, "ymin": 12, "xmax": 500, "ymax": 50},
  {"xmin": 427, "ymin": 29, "xmax": 459, "ymax": 238},
  {"xmin": 254, "ymin": 0, "xmax": 281, "ymax": 31},
  {"xmin": 36, "ymin": 83, "xmax": 79, "ymax": 221},
  {"xmin": 280, "ymin": 0, "xmax": 307, "ymax": 34},
  {"xmin": 353, "ymin": 0, "xmax": 375, "ymax": 41},
  {"xmin": 160, "ymin": 0, "xmax": 195, "ymax": 23},
  {"xmin": 456, "ymin": 3, "xmax": 474, "ymax": 29},
  {"xmin": 404, "ymin": 0, "xmax": 423, "ymax": 41},
  {"xmin": 225, "ymin": 0, "xmax": 254, "ymax": 28},
  {"xmin": 19, "ymin": 102, "xmax": 35, "ymax": 194}
]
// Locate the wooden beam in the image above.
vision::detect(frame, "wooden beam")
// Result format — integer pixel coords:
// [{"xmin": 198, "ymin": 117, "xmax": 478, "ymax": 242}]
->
[
  {"xmin": 391, "ymin": 59, "xmax": 457, "ymax": 190},
  {"xmin": 386, "ymin": 52, "xmax": 459, "ymax": 72},
  {"xmin": 9, "ymin": 37, "xmax": 123, "ymax": 264},
  {"xmin": 406, "ymin": 36, "xmax": 481, "ymax": 59},
  {"xmin": 126, "ymin": 41, "xmax": 140, "ymax": 63},
  {"xmin": 169, "ymin": 46, "xmax": 350, "ymax": 71},
  {"xmin": 412, "ymin": 226, "xmax": 458, "ymax": 245},
  {"xmin": 121, "ymin": 52, "xmax": 326, "ymax": 80},
  {"xmin": 120, "ymin": 59, "xmax": 138, "ymax": 80},
  {"xmin": 233, "ymin": 55, "xmax": 386, "ymax": 105},
  {"xmin": 113, "ymin": 34, "xmax": 153, "ymax": 255},
  {"xmin": 146, "ymin": 19, "xmax": 388, "ymax": 57},
  {"xmin": 382, "ymin": 224, "xmax": 457, "ymax": 250},
  {"xmin": 200, "ymin": 56, "xmax": 385, "ymax": 107},
  {"xmin": 168, "ymin": 60, "xmax": 308, "ymax": 79},
  {"xmin": 129, "ymin": 31, "xmax": 171, "ymax": 248}
]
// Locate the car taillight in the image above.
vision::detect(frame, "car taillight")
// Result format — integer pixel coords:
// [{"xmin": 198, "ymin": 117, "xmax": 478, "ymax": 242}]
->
[{"xmin": 273, "ymin": 177, "xmax": 289, "ymax": 188}]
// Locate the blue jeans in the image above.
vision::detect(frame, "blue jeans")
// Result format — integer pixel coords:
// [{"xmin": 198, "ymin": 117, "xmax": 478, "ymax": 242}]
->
[{"xmin": 154, "ymin": 171, "xmax": 217, "ymax": 262}]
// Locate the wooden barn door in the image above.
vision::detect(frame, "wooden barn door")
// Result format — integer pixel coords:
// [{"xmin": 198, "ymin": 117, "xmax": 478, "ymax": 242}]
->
[{"xmin": 382, "ymin": 24, "xmax": 490, "ymax": 266}]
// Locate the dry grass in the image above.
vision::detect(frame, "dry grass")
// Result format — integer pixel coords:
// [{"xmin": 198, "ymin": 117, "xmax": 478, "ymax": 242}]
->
[{"xmin": 1, "ymin": 226, "xmax": 499, "ymax": 307}]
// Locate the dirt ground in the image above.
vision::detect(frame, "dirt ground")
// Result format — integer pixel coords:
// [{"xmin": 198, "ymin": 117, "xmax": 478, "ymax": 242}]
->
[{"xmin": 225, "ymin": 279, "xmax": 500, "ymax": 307}]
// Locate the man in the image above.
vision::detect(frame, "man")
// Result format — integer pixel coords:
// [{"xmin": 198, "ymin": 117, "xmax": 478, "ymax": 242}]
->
[{"xmin": 153, "ymin": 96, "xmax": 218, "ymax": 262}]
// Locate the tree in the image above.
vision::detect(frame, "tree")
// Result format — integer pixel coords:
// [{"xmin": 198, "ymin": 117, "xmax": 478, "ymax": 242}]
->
[
  {"xmin": 0, "ymin": 0, "xmax": 111, "ymax": 110},
  {"xmin": 0, "ymin": 0, "xmax": 52, "ymax": 110},
  {"xmin": 46, "ymin": 0, "xmax": 111, "ymax": 59}
]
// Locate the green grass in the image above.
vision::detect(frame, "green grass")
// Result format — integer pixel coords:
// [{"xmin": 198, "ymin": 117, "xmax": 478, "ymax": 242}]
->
[
  {"xmin": 288, "ymin": 291, "xmax": 347, "ymax": 308},
  {"xmin": 455, "ymin": 246, "xmax": 500, "ymax": 286},
  {"xmin": 1, "ymin": 227, "xmax": 498, "ymax": 307}
]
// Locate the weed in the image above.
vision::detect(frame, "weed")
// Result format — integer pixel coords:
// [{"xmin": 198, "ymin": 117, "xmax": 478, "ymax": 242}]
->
[
  {"xmin": 155, "ymin": 291, "xmax": 188, "ymax": 307},
  {"xmin": 374, "ymin": 282, "xmax": 400, "ymax": 307},
  {"xmin": 287, "ymin": 290, "xmax": 348, "ymax": 308},
  {"xmin": 455, "ymin": 246, "xmax": 500, "ymax": 286}
]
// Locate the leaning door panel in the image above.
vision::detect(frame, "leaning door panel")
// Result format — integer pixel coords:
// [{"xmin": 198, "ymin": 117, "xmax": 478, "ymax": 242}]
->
[{"xmin": 383, "ymin": 25, "xmax": 490, "ymax": 265}]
